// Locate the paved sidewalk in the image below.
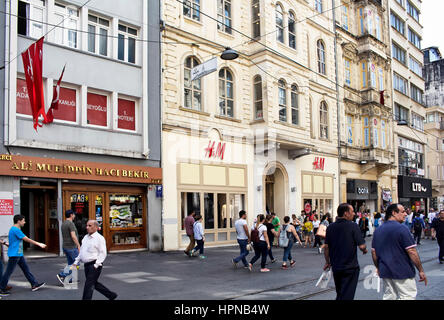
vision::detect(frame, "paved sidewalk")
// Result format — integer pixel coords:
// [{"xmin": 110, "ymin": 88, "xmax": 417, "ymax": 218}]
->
[{"xmin": 1, "ymin": 237, "xmax": 442, "ymax": 300}]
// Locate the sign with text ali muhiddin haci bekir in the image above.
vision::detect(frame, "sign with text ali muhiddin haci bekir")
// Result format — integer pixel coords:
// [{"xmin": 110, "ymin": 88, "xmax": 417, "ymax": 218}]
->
[{"xmin": 191, "ymin": 57, "xmax": 217, "ymax": 81}]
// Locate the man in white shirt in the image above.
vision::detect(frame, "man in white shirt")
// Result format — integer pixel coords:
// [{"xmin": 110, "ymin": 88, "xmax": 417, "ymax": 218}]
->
[
  {"xmin": 232, "ymin": 210, "xmax": 250, "ymax": 268},
  {"xmin": 72, "ymin": 220, "xmax": 117, "ymax": 300}
]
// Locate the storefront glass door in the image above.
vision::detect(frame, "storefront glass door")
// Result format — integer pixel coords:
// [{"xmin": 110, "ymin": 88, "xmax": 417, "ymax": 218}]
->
[{"xmin": 69, "ymin": 193, "xmax": 90, "ymax": 242}]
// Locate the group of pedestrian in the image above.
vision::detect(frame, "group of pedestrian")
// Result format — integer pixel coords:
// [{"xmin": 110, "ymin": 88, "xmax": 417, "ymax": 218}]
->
[
  {"xmin": 230, "ymin": 211, "xmax": 303, "ymax": 272},
  {"xmin": 324, "ymin": 202, "xmax": 429, "ymax": 300},
  {"xmin": 184, "ymin": 211, "xmax": 206, "ymax": 259},
  {"xmin": 0, "ymin": 211, "xmax": 117, "ymax": 300}
]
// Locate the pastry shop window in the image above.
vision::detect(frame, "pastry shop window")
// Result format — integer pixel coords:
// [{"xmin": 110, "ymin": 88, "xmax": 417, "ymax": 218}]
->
[{"xmin": 109, "ymin": 194, "xmax": 143, "ymax": 228}]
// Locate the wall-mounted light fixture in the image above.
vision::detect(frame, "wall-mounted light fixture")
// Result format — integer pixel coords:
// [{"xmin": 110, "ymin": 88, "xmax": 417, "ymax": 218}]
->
[
  {"xmin": 257, "ymin": 186, "xmax": 262, "ymax": 191},
  {"xmin": 291, "ymin": 187, "xmax": 296, "ymax": 192}
]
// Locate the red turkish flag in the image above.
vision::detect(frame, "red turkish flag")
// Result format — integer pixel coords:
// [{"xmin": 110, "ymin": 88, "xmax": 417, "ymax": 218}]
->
[
  {"xmin": 21, "ymin": 37, "xmax": 48, "ymax": 130},
  {"xmin": 45, "ymin": 65, "xmax": 66, "ymax": 124}
]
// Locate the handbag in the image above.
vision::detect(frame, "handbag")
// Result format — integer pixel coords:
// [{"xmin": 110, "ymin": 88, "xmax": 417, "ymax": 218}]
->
[{"xmin": 316, "ymin": 224, "xmax": 327, "ymax": 238}]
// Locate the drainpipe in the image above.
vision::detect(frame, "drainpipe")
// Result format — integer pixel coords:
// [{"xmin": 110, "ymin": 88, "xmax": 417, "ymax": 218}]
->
[{"xmin": 332, "ymin": 0, "xmax": 342, "ymax": 208}]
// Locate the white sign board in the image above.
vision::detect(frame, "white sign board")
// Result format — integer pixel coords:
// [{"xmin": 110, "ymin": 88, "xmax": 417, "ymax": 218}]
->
[{"xmin": 191, "ymin": 57, "xmax": 217, "ymax": 81}]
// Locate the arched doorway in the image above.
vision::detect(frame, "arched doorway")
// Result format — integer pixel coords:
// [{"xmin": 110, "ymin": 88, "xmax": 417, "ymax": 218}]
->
[{"xmin": 263, "ymin": 162, "xmax": 288, "ymax": 220}]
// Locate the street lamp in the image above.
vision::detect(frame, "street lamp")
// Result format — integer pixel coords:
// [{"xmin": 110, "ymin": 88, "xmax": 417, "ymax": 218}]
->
[
  {"xmin": 396, "ymin": 120, "xmax": 409, "ymax": 126},
  {"xmin": 220, "ymin": 47, "xmax": 239, "ymax": 60}
]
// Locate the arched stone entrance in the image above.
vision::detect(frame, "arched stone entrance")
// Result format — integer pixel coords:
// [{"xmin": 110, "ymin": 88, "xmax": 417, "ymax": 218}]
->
[{"xmin": 263, "ymin": 162, "xmax": 288, "ymax": 221}]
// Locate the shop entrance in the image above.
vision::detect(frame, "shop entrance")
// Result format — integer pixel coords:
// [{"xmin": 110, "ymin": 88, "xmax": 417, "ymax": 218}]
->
[
  {"xmin": 265, "ymin": 166, "xmax": 286, "ymax": 219},
  {"xmin": 20, "ymin": 184, "xmax": 59, "ymax": 254}
]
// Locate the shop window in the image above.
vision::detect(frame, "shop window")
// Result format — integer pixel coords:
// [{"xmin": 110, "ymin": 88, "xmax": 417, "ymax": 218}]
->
[
  {"xmin": 181, "ymin": 192, "xmax": 201, "ymax": 230},
  {"xmin": 95, "ymin": 195, "xmax": 104, "ymax": 233},
  {"xmin": 109, "ymin": 194, "xmax": 143, "ymax": 229},
  {"xmin": 70, "ymin": 193, "xmax": 89, "ymax": 241},
  {"xmin": 204, "ymin": 193, "xmax": 215, "ymax": 229},
  {"xmin": 217, "ymin": 194, "xmax": 228, "ymax": 228},
  {"xmin": 229, "ymin": 194, "xmax": 245, "ymax": 228},
  {"xmin": 112, "ymin": 232, "xmax": 141, "ymax": 246}
]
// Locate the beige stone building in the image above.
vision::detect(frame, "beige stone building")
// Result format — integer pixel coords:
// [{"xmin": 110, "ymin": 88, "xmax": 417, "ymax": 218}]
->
[
  {"xmin": 161, "ymin": 0, "xmax": 341, "ymax": 250},
  {"xmin": 334, "ymin": 0, "xmax": 396, "ymax": 213},
  {"xmin": 388, "ymin": 0, "xmax": 431, "ymax": 212}
]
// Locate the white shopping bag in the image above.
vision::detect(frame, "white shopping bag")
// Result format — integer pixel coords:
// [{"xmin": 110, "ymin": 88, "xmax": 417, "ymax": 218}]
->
[{"xmin": 315, "ymin": 269, "xmax": 332, "ymax": 289}]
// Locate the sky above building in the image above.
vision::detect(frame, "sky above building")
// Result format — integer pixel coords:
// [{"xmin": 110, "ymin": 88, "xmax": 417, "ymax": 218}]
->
[{"xmin": 422, "ymin": 1, "xmax": 443, "ymax": 53}]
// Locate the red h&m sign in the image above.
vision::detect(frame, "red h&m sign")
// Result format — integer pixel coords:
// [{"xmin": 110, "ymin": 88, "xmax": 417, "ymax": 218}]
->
[
  {"xmin": 87, "ymin": 93, "xmax": 107, "ymax": 127},
  {"xmin": 205, "ymin": 140, "xmax": 226, "ymax": 160},
  {"xmin": 313, "ymin": 157, "xmax": 325, "ymax": 170},
  {"xmin": 118, "ymin": 99, "xmax": 136, "ymax": 131}
]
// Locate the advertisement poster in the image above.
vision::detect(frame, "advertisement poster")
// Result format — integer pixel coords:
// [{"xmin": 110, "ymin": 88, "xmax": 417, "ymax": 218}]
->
[{"xmin": 87, "ymin": 92, "xmax": 107, "ymax": 126}]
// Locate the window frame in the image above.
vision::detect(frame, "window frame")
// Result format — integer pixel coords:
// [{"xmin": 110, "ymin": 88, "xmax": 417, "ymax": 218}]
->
[
  {"xmin": 183, "ymin": 0, "xmax": 201, "ymax": 21},
  {"xmin": 252, "ymin": 0, "xmax": 260, "ymax": 39},
  {"xmin": 276, "ymin": 4, "xmax": 284, "ymax": 43},
  {"xmin": 87, "ymin": 13, "xmax": 110, "ymax": 57},
  {"xmin": 315, "ymin": 0, "xmax": 323, "ymax": 13},
  {"xmin": 85, "ymin": 89, "xmax": 111, "ymax": 129},
  {"xmin": 217, "ymin": 0, "xmax": 232, "ymax": 35},
  {"xmin": 290, "ymin": 84, "xmax": 299, "ymax": 126},
  {"xmin": 278, "ymin": 79, "xmax": 287, "ymax": 122},
  {"xmin": 53, "ymin": 2, "xmax": 79, "ymax": 49},
  {"xmin": 288, "ymin": 11, "xmax": 296, "ymax": 49},
  {"xmin": 218, "ymin": 68, "xmax": 234, "ymax": 118},
  {"xmin": 344, "ymin": 58, "xmax": 351, "ymax": 86},
  {"xmin": 319, "ymin": 101, "xmax": 328, "ymax": 140},
  {"xmin": 253, "ymin": 75, "xmax": 263, "ymax": 120},
  {"xmin": 317, "ymin": 40, "xmax": 326, "ymax": 75},
  {"xmin": 117, "ymin": 23, "xmax": 138, "ymax": 64},
  {"xmin": 183, "ymin": 56, "xmax": 202, "ymax": 111}
]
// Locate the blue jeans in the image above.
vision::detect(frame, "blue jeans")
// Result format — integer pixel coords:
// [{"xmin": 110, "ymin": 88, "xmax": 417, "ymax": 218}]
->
[
  {"xmin": 0, "ymin": 256, "xmax": 38, "ymax": 290},
  {"xmin": 59, "ymin": 248, "xmax": 79, "ymax": 277},
  {"xmin": 194, "ymin": 239, "xmax": 204, "ymax": 255},
  {"xmin": 233, "ymin": 239, "xmax": 249, "ymax": 266},
  {"xmin": 283, "ymin": 240, "xmax": 294, "ymax": 263}
]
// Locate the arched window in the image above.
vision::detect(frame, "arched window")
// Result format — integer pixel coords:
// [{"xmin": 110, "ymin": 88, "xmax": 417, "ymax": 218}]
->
[
  {"xmin": 276, "ymin": 4, "xmax": 284, "ymax": 43},
  {"xmin": 184, "ymin": 56, "xmax": 201, "ymax": 110},
  {"xmin": 288, "ymin": 11, "xmax": 296, "ymax": 49},
  {"xmin": 317, "ymin": 40, "xmax": 326, "ymax": 75},
  {"xmin": 219, "ymin": 68, "xmax": 234, "ymax": 117},
  {"xmin": 278, "ymin": 79, "xmax": 287, "ymax": 122},
  {"xmin": 291, "ymin": 84, "xmax": 298, "ymax": 125},
  {"xmin": 252, "ymin": 0, "xmax": 260, "ymax": 38},
  {"xmin": 253, "ymin": 75, "xmax": 263, "ymax": 120},
  {"xmin": 320, "ymin": 101, "xmax": 329, "ymax": 139}
]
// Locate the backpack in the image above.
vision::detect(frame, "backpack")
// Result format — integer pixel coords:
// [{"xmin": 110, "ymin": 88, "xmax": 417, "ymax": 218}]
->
[
  {"xmin": 413, "ymin": 218, "xmax": 422, "ymax": 231},
  {"xmin": 251, "ymin": 225, "xmax": 261, "ymax": 244},
  {"xmin": 279, "ymin": 225, "xmax": 290, "ymax": 247}
]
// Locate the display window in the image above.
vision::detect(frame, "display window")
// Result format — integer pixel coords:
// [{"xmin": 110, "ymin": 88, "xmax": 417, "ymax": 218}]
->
[
  {"xmin": 16, "ymin": 78, "xmax": 33, "ymax": 116},
  {"xmin": 52, "ymin": 86, "xmax": 77, "ymax": 122},
  {"xmin": 87, "ymin": 92, "xmax": 108, "ymax": 127},
  {"xmin": 63, "ymin": 185, "xmax": 146, "ymax": 251},
  {"xmin": 117, "ymin": 98, "xmax": 136, "ymax": 131}
]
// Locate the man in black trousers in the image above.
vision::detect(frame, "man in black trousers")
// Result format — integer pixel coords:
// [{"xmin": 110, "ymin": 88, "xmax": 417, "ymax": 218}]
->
[
  {"xmin": 72, "ymin": 220, "xmax": 117, "ymax": 300},
  {"xmin": 431, "ymin": 210, "xmax": 444, "ymax": 264},
  {"xmin": 323, "ymin": 203, "xmax": 367, "ymax": 300}
]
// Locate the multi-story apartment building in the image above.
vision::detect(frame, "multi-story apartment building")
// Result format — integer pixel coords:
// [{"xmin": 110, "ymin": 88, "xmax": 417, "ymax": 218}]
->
[
  {"xmin": 388, "ymin": 0, "xmax": 431, "ymax": 212},
  {"xmin": 423, "ymin": 47, "xmax": 444, "ymax": 211},
  {"xmin": 0, "ymin": 0, "xmax": 162, "ymax": 255},
  {"xmin": 162, "ymin": 0, "xmax": 341, "ymax": 250},
  {"xmin": 334, "ymin": 0, "xmax": 396, "ymax": 213}
]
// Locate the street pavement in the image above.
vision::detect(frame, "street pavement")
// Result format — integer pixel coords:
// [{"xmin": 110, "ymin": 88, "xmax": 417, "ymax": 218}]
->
[{"xmin": 1, "ymin": 236, "xmax": 443, "ymax": 300}]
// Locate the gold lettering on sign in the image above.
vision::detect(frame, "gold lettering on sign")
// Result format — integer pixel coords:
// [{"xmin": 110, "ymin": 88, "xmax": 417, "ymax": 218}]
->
[{"xmin": 0, "ymin": 155, "xmax": 12, "ymax": 161}]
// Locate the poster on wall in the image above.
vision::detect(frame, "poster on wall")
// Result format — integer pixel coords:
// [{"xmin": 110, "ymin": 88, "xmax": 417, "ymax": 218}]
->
[
  {"xmin": 52, "ymin": 87, "xmax": 77, "ymax": 122},
  {"xmin": 117, "ymin": 99, "xmax": 136, "ymax": 131},
  {"xmin": 0, "ymin": 192, "xmax": 14, "ymax": 216},
  {"xmin": 87, "ymin": 92, "xmax": 108, "ymax": 126},
  {"xmin": 16, "ymin": 78, "xmax": 33, "ymax": 116}
]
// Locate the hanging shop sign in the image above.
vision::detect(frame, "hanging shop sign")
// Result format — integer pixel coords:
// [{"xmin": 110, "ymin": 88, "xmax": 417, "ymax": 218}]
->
[
  {"xmin": 397, "ymin": 175, "xmax": 432, "ymax": 198},
  {"xmin": 0, "ymin": 154, "xmax": 162, "ymax": 184},
  {"xmin": 191, "ymin": 57, "xmax": 217, "ymax": 81},
  {"xmin": 0, "ymin": 193, "xmax": 13, "ymax": 216}
]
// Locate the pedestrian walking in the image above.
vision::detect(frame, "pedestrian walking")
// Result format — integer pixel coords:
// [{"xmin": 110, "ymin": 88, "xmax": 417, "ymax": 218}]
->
[
  {"xmin": 291, "ymin": 214, "xmax": 303, "ymax": 242},
  {"xmin": 277, "ymin": 216, "xmax": 301, "ymax": 269},
  {"xmin": 0, "ymin": 239, "xmax": 12, "ymax": 293},
  {"xmin": 323, "ymin": 203, "xmax": 367, "ymax": 300},
  {"xmin": 265, "ymin": 215, "xmax": 277, "ymax": 263},
  {"xmin": 184, "ymin": 210, "xmax": 196, "ymax": 257},
  {"xmin": 318, "ymin": 215, "xmax": 329, "ymax": 254},
  {"xmin": 72, "ymin": 220, "xmax": 117, "ymax": 300},
  {"xmin": 0, "ymin": 215, "xmax": 46, "ymax": 296},
  {"xmin": 312, "ymin": 215, "xmax": 322, "ymax": 250},
  {"xmin": 371, "ymin": 204, "xmax": 427, "ymax": 300},
  {"xmin": 431, "ymin": 210, "xmax": 444, "ymax": 264},
  {"xmin": 57, "ymin": 210, "xmax": 81, "ymax": 285},
  {"xmin": 374, "ymin": 213, "xmax": 382, "ymax": 230},
  {"xmin": 248, "ymin": 214, "xmax": 271, "ymax": 272},
  {"xmin": 359, "ymin": 213, "xmax": 369, "ymax": 238},
  {"xmin": 406, "ymin": 209, "xmax": 414, "ymax": 231},
  {"xmin": 302, "ymin": 216, "xmax": 313, "ymax": 248},
  {"xmin": 232, "ymin": 210, "xmax": 250, "ymax": 268},
  {"xmin": 271, "ymin": 213, "xmax": 280, "ymax": 246},
  {"xmin": 411, "ymin": 213, "xmax": 425, "ymax": 245},
  {"xmin": 191, "ymin": 215, "xmax": 206, "ymax": 259}
]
